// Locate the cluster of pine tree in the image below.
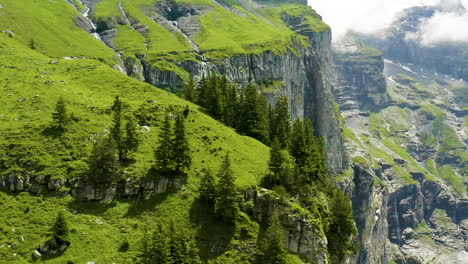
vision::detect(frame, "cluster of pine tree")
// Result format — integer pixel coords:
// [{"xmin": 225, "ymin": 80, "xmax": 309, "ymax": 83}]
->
[
  {"xmin": 266, "ymin": 117, "xmax": 329, "ymax": 193},
  {"xmin": 138, "ymin": 223, "xmax": 201, "ymax": 264},
  {"xmin": 180, "ymin": 74, "xmax": 269, "ymax": 144},
  {"xmin": 153, "ymin": 111, "xmax": 191, "ymax": 175},
  {"xmin": 86, "ymin": 96, "xmax": 141, "ymax": 186},
  {"xmin": 199, "ymin": 154, "xmax": 239, "ymax": 223},
  {"xmin": 263, "ymin": 98, "xmax": 356, "ymax": 263}
]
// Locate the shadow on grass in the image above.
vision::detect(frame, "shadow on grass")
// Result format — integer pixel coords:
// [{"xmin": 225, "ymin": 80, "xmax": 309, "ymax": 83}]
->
[
  {"xmin": 189, "ymin": 198, "xmax": 235, "ymax": 261},
  {"xmin": 67, "ymin": 199, "xmax": 118, "ymax": 216},
  {"xmin": 41, "ymin": 126, "xmax": 65, "ymax": 138},
  {"xmin": 124, "ymin": 192, "xmax": 171, "ymax": 218}
]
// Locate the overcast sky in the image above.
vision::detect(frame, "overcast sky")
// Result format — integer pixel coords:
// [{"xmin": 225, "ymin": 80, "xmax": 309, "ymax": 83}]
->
[{"xmin": 309, "ymin": 0, "xmax": 468, "ymax": 45}]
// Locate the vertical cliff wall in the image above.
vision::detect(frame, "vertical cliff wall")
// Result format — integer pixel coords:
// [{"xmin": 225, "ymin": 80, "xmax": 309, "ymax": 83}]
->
[{"xmin": 82, "ymin": 0, "xmax": 348, "ymax": 173}]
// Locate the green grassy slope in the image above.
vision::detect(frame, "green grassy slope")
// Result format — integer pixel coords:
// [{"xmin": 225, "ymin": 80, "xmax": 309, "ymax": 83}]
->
[
  {"xmin": 91, "ymin": 0, "xmax": 328, "ymax": 76},
  {"xmin": 0, "ymin": 32, "xmax": 269, "ymax": 186},
  {"xmin": 0, "ymin": 32, "xmax": 275, "ymax": 263},
  {"xmin": 0, "ymin": 0, "xmax": 117, "ymax": 64}
]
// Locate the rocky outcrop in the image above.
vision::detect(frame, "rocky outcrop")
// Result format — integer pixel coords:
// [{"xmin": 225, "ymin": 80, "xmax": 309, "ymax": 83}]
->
[
  {"xmin": 0, "ymin": 171, "xmax": 177, "ymax": 202},
  {"xmin": 347, "ymin": 164, "xmax": 390, "ymax": 264},
  {"xmin": 333, "ymin": 38, "xmax": 389, "ymax": 111},
  {"xmin": 244, "ymin": 188, "xmax": 329, "ymax": 264}
]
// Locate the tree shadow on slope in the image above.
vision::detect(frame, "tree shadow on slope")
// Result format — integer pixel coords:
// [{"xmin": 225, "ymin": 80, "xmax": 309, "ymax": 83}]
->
[
  {"xmin": 189, "ymin": 198, "xmax": 235, "ymax": 261},
  {"xmin": 67, "ymin": 199, "xmax": 118, "ymax": 216}
]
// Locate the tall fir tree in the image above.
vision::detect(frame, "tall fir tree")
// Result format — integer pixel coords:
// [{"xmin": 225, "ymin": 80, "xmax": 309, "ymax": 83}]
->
[
  {"xmin": 185, "ymin": 239, "xmax": 202, "ymax": 264},
  {"xmin": 199, "ymin": 168, "xmax": 216, "ymax": 203},
  {"xmin": 172, "ymin": 113, "xmax": 191, "ymax": 175},
  {"xmin": 52, "ymin": 97, "xmax": 68, "ymax": 131},
  {"xmin": 289, "ymin": 119, "xmax": 306, "ymax": 169},
  {"xmin": 183, "ymin": 74, "xmax": 197, "ymax": 103},
  {"xmin": 257, "ymin": 214, "xmax": 287, "ymax": 264},
  {"xmin": 123, "ymin": 116, "xmax": 140, "ymax": 160},
  {"xmin": 327, "ymin": 189, "xmax": 357, "ymax": 264},
  {"xmin": 52, "ymin": 211, "xmax": 69, "ymax": 245},
  {"xmin": 111, "ymin": 96, "xmax": 124, "ymax": 160},
  {"xmin": 151, "ymin": 225, "xmax": 171, "ymax": 264},
  {"xmin": 207, "ymin": 73, "xmax": 223, "ymax": 119},
  {"xmin": 240, "ymin": 83, "xmax": 269, "ymax": 143},
  {"xmin": 196, "ymin": 75, "xmax": 209, "ymax": 108},
  {"xmin": 266, "ymin": 137, "xmax": 296, "ymax": 189},
  {"xmin": 255, "ymin": 93, "xmax": 270, "ymax": 144},
  {"xmin": 138, "ymin": 232, "xmax": 151, "ymax": 264},
  {"xmin": 154, "ymin": 112, "xmax": 174, "ymax": 173},
  {"xmin": 270, "ymin": 97, "xmax": 290, "ymax": 148},
  {"xmin": 88, "ymin": 136, "xmax": 120, "ymax": 186},
  {"xmin": 268, "ymin": 137, "xmax": 283, "ymax": 186},
  {"xmin": 215, "ymin": 154, "xmax": 239, "ymax": 223},
  {"xmin": 224, "ymin": 84, "xmax": 238, "ymax": 128}
]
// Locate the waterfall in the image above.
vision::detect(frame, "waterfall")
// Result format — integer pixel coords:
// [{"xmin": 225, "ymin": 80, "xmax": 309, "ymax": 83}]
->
[
  {"xmin": 393, "ymin": 193, "xmax": 402, "ymax": 244},
  {"xmin": 119, "ymin": 2, "xmax": 132, "ymax": 26},
  {"xmin": 81, "ymin": 3, "xmax": 101, "ymax": 41}
]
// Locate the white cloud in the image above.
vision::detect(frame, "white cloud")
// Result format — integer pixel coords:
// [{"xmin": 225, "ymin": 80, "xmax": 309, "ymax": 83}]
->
[
  {"xmin": 411, "ymin": 9, "xmax": 468, "ymax": 46},
  {"xmin": 309, "ymin": 0, "xmax": 468, "ymax": 45}
]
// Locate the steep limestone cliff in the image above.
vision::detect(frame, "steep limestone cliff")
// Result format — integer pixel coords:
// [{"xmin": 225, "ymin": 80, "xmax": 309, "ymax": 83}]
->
[
  {"xmin": 75, "ymin": 0, "xmax": 348, "ymax": 173},
  {"xmin": 333, "ymin": 37, "xmax": 389, "ymax": 111}
]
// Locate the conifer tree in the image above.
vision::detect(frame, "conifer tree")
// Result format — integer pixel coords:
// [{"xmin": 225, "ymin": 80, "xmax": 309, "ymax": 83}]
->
[
  {"xmin": 138, "ymin": 232, "xmax": 151, "ymax": 264},
  {"xmin": 268, "ymin": 137, "xmax": 283, "ymax": 186},
  {"xmin": 52, "ymin": 97, "xmax": 68, "ymax": 131},
  {"xmin": 224, "ymin": 84, "xmax": 238, "ymax": 128},
  {"xmin": 88, "ymin": 136, "xmax": 120, "ymax": 186},
  {"xmin": 267, "ymin": 137, "xmax": 296, "ymax": 189},
  {"xmin": 327, "ymin": 189, "xmax": 357, "ymax": 264},
  {"xmin": 196, "ymin": 75, "xmax": 209, "ymax": 108},
  {"xmin": 258, "ymin": 214, "xmax": 287, "ymax": 264},
  {"xmin": 111, "ymin": 96, "xmax": 124, "ymax": 160},
  {"xmin": 240, "ymin": 83, "xmax": 269, "ymax": 143},
  {"xmin": 183, "ymin": 74, "xmax": 197, "ymax": 103},
  {"xmin": 255, "ymin": 93, "xmax": 270, "ymax": 144},
  {"xmin": 154, "ymin": 112, "xmax": 174, "ymax": 173},
  {"xmin": 52, "ymin": 211, "xmax": 69, "ymax": 245},
  {"xmin": 215, "ymin": 154, "xmax": 239, "ymax": 222},
  {"xmin": 29, "ymin": 38, "xmax": 36, "ymax": 49},
  {"xmin": 290, "ymin": 119, "xmax": 306, "ymax": 168},
  {"xmin": 151, "ymin": 225, "xmax": 171, "ymax": 264},
  {"xmin": 270, "ymin": 97, "xmax": 290, "ymax": 148},
  {"xmin": 317, "ymin": 136, "xmax": 330, "ymax": 186},
  {"xmin": 172, "ymin": 113, "xmax": 191, "ymax": 175},
  {"xmin": 185, "ymin": 239, "xmax": 202, "ymax": 264},
  {"xmin": 169, "ymin": 233, "xmax": 187, "ymax": 264},
  {"xmin": 199, "ymin": 168, "xmax": 216, "ymax": 203},
  {"xmin": 123, "ymin": 116, "xmax": 140, "ymax": 160},
  {"xmin": 207, "ymin": 73, "xmax": 223, "ymax": 119}
]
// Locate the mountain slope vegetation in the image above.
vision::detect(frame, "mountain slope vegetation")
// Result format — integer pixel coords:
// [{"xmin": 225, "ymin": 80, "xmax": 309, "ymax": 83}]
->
[{"xmin": 0, "ymin": 2, "xmax": 355, "ymax": 261}]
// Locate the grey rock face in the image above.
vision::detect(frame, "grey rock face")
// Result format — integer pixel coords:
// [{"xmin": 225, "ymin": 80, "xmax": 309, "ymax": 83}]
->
[
  {"xmin": 333, "ymin": 39, "xmax": 389, "ymax": 111},
  {"xmin": 244, "ymin": 188, "xmax": 329, "ymax": 264},
  {"xmin": 336, "ymin": 28, "xmax": 467, "ymax": 263},
  {"xmin": 135, "ymin": 31, "xmax": 348, "ymax": 173},
  {"xmin": 349, "ymin": 164, "xmax": 390, "ymax": 264}
]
